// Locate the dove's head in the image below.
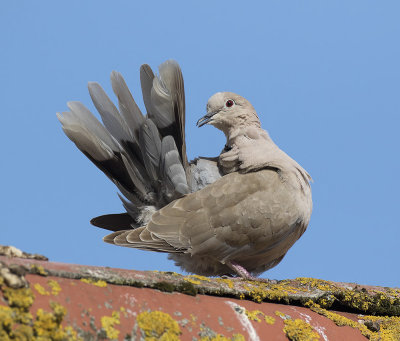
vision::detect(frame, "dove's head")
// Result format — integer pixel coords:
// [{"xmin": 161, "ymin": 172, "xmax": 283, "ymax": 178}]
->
[{"xmin": 197, "ymin": 92, "xmax": 260, "ymax": 135}]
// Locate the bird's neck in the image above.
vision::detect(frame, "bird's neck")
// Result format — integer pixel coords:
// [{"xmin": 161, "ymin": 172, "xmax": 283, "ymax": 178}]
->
[
  {"xmin": 218, "ymin": 125, "xmax": 274, "ymax": 175},
  {"xmin": 219, "ymin": 111, "xmax": 261, "ymax": 138},
  {"xmin": 225, "ymin": 125, "xmax": 271, "ymax": 149}
]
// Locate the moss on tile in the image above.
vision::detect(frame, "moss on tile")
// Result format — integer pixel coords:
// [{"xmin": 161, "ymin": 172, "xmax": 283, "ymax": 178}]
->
[
  {"xmin": 177, "ymin": 281, "xmax": 197, "ymax": 296},
  {"xmin": 153, "ymin": 281, "xmax": 175, "ymax": 293}
]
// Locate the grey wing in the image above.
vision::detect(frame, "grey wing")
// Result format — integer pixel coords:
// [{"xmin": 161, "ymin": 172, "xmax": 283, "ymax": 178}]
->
[{"xmin": 104, "ymin": 169, "xmax": 309, "ymax": 268}]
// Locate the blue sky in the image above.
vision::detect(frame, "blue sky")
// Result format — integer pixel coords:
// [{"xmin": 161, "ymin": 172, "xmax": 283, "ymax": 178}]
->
[{"xmin": 1, "ymin": 1, "xmax": 399, "ymax": 287}]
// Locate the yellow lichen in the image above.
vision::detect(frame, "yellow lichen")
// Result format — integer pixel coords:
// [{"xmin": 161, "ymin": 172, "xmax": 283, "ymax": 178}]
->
[
  {"xmin": 295, "ymin": 277, "xmax": 334, "ymax": 292},
  {"xmin": 191, "ymin": 275, "xmax": 212, "ymax": 282},
  {"xmin": 283, "ymin": 318, "xmax": 320, "ymax": 341},
  {"xmin": 2, "ymin": 287, "xmax": 34, "ymax": 325},
  {"xmin": 245, "ymin": 309, "xmax": 263, "ymax": 322},
  {"xmin": 243, "ymin": 282, "xmax": 296, "ymax": 303},
  {"xmin": 200, "ymin": 334, "xmax": 245, "ymax": 341},
  {"xmin": 34, "ymin": 302, "xmax": 66, "ymax": 338},
  {"xmin": 245, "ymin": 309, "xmax": 275, "ymax": 325},
  {"xmin": 3, "ymin": 287, "xmax": 34, "ymax": 311},
  {"xmin": 358, "ymin": 315, "xmax": 400, "ymax": 341},
  {"xmin": 307, "ymin": 301, "xmax": 400, "ymax": 340},
  {"xmin": 0, "ymin": 305, "xmax": 13, "ymax": 338},
  {"xmin": 183, "ymin": 277, "xmax": 201, "ymax": 285},
  {"xmin": 305, "ymin": 301, "xmax": 372, "ymax": 339},
  {"xmin": 80, "ymin": 278, "xmax": 107, "ymax": 287},
  {"xmin": 1, "ymin": 283, "xmax": 82, "ymax": 340},
  {"xmin": 217, "ymin": 278, "xmax": 234, "ymax": 289},
  {"xmin": 342, "ymin": 289, "xmax": 371, "ymax": 312},
  {"xmin": 101, "ymin": 311, "xmax": 120, "ymax": 340},
  {"xmin": 34, "ymin": 280, "xmax": 61, "ymax": 297},
  {"xmin": 30, "ymin": 264, "xmax": 48, "ymax": 276},
  {"xmin": 293, "ymin": 277, "xmax": 400, "ymax": 315},
  {"xmin": 275, "ymin": 310, "xmax": 286, "ymax": 318},
  {"xmin": 137, "ymin": 310, "xmax": 181, "ymax": 340},
  {"xmin": 190, "ymin": 313, "xmax": 198, "ymax": 326},
  {"xmin": 48, "ymin": 280, "xmax": 62, "ymax": 296},
  {"xmin": 317, "ymin": 297, "xmax": 335, "ymax": 309},
  {"xmin": 64, "ymin": 326, "xmax": 80, "ymax": 340},
  {"xmin": 264, "ymin": 315, "xmax": 276, "ymax": 325},
  {"xmin": 120, "ymin": 306, "xmax": 128, "ymax": 318},
  {"xmin": 32, "ymin": 302, "xmax": 82, "ymax": 340},
  {"xmin": 34, "ymin": 283, "xmax": 50, "ymax": 296}
]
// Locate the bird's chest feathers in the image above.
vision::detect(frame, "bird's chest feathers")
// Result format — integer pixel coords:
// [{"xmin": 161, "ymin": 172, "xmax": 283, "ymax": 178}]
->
[{"xmin": 218, "ymin": 129, "xmax": 279, "ymax": 174}]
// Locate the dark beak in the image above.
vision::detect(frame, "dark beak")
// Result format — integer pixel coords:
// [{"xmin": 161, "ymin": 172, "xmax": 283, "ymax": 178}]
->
[{"xmin": 196, "ymin": 112, "xmax": 216, "ymax": 127}]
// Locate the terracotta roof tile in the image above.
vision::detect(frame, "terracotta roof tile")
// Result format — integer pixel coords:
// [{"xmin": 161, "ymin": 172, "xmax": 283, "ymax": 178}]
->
[{"xmin": 1, "ymin": 246, "xmax": 399, "ymax": 340}]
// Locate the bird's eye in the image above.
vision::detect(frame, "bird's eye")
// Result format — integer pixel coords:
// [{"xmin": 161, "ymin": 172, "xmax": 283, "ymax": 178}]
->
[{"xmin": 225, "ymin": 99, "xmax": 235, "ymax": 108}]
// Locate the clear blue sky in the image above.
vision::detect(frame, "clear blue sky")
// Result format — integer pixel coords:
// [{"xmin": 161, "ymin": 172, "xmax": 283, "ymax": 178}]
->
[{"xmin": 1, "ymin": 1, "xmax": 399, "ymax": 287}]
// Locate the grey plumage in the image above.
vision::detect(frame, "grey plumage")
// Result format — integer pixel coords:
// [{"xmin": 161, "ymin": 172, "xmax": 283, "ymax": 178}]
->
[{"xmin": 57, "ymin": 60, "xmax": 312, "ymax": 279}]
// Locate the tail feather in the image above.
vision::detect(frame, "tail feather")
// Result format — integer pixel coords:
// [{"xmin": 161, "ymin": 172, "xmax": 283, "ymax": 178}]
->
[
  {"xmin": 58, "ymin": 103, "xmax": 139, "ymax": 196},
  {"xmin": 160, "ymin": 135, "xmax": 189, "ymax": 200},
  {"xmin": 110, "ymin": 70, "xmax": 144, "ymax": 143},
  {"xmin": 110, "ymin": 71, "xmax": 146, "ymax": 167},
  {"xmin": 120, "ymin": 154, "xmax": 154, "ymax": 203},
  {"xmin": 138, "ymin": 118, "xmax": 162, "ymax": 182},
  {"xmin": 58, "ymin": 60, "xmax": 192, "ymax": 231},
  {"xmin": 140, "ymin": 64, "xmax": 155, "ymax": 117},
  {"xmin": 117, "ymin": 194, "xmax": 139, "ymax": 218},
  {"xmin": 150, "ymin": 60, "xmax": 188, "ymax": 169},
  {"xmin": 90, "ymin": 213, "xmax": 134, "ymax": 231},
  {"xmin": 159, "ymin": 61, "xmax": 187, "ymax": 168},
  {"xmin": 88, "ymin": 82, "xmax": 132, "ymax": 143},
  {"xmin": 58, "ymin": 101, "xmax": 120, "ymax": 161}
]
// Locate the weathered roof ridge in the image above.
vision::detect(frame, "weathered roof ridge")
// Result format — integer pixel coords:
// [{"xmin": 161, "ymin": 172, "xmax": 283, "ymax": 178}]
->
[
  {"xmin": 1, "ymin": 245, "xmax": 399, "ymax": 317},
  {"xmin": 1, "ymin": 245, "xmax": 400, "ymax": 340}
]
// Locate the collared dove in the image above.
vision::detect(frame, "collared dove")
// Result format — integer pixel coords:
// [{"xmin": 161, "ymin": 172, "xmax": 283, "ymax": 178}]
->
[{"xmin": 57, "ymin": 60, "xmax": 312, "ymax": 279}]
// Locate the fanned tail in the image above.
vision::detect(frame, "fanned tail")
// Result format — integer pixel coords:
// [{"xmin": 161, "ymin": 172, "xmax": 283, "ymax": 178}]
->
[{"xmin": 58, "ymin": 60, "xmax": 189, "ymax": 231}]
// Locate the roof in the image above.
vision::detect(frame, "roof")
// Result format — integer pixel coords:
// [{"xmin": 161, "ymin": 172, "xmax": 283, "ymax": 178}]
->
[{"xmin": 1, "ymin": 245, "xmax": 399, "ymax": 340}]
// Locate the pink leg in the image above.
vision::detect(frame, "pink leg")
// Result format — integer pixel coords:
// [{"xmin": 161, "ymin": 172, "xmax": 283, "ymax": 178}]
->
[{"xmin": 226, "ymin": 261, "xmax": 276, "ymax": 283}]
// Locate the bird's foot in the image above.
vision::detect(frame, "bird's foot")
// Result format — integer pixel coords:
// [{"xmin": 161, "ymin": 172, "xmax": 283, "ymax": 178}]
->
[{"xmin": 225, "ymin": 261, "xmax": 278, "ymax": 284}]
